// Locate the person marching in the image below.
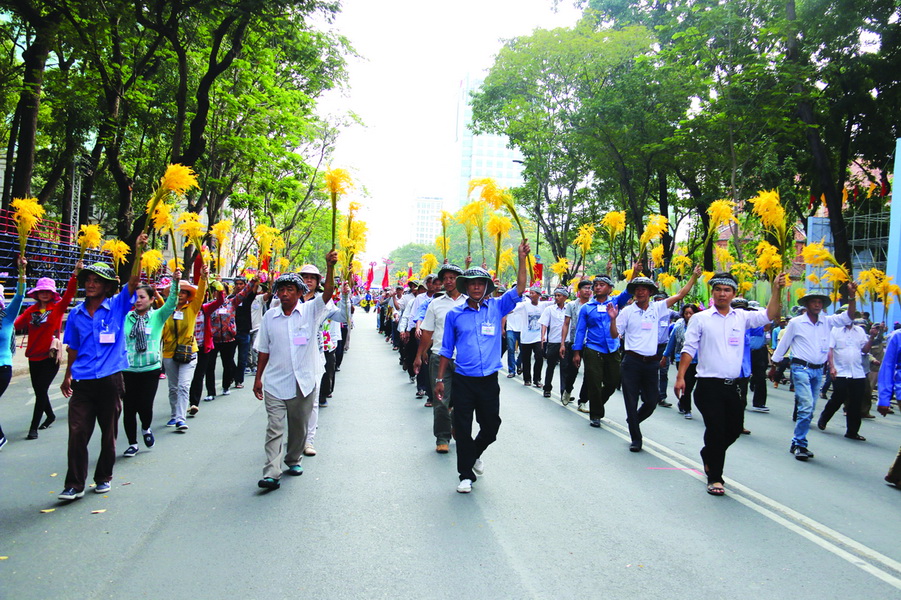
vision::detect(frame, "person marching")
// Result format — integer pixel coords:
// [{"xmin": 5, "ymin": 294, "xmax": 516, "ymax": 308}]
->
[
  {"xmin": 559, "ymin": 279, "xmax": 592, "ymax": 407},
  {"xmin": 518, "ymin": 285, "xmax": 552, "ymax": 388},
  {"xmin": 663, "ymin": 304, "xmax": 699, "ymax": 419},
  {"xmin": 414, "ymin": 263, "xmax": 465, "ymax": 454},
  {"xmin": 161, "ymin": 267, "xmax": 208, "ymax": 432},
  {"xmin": 0, "ymin": 256, "xmax": 28, "ymax": 451},
  {"xmin": 253, "ymin": 250, "xmax": 337, "ymax": 490},
  {"xmin": 58, "ymin": 234, "xmax": 146, "ymax": 501},
  {"xmin": 770, "ymin": 282, "xmax": 858, "ymax": 461},
  {"xmin": 435, "ymin": 240, "xmax": 530, "ymax": 493},
  {"xmin": 608, "ymin": 267, "xmax": 701, "ymax": 451},
  {"xmin": 121, "ymin": 273, "xmax": 180, "ymax": 456},
  {"xmin": 15, "ymin": 261, "xmax": 80, "ymax": 439},
  {"xmin": 538, "ymin": 287, "xmax": 568, "ymax": 399},
  {"xmin": 188, "ymin": 280, "xmax": 226, "ymax": 409},
  {"xmin": 674, "ymin": 272, "xmax": 785, "ymax": 495}
]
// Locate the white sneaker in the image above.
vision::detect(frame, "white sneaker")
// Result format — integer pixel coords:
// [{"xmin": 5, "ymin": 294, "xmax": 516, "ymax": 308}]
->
[
  {"xmin": 561, "ymin": 391, "xmax": 571, "ymax": 406},
  {"xmin": 684, "ymin": 412, "xmax": 693, "ymax": 420},
  {"xmin": 473, "ymin": 458, "xmax": 484, "ymax": 476},
  {"xmin": 577, "ymin": 403, "xmax": 589, "ymax": 413},
  {"xmin": 456, "ymin": 479, "xmax": 473, "ymax": 493},
  {"xmin": 303, "ymin": 443, "xmax": 317, "ymax": 456}
]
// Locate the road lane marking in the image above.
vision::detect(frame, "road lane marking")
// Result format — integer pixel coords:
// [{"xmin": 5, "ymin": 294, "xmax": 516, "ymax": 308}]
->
[{"xmin": 518, "ymin": 373, "xmax": 901, "ymax": 590}]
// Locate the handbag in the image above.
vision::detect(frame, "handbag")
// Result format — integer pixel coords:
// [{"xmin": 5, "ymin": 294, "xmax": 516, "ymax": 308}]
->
[
  {"xmin": 171, "ymin": 315, "xmax": 196, "ymax": 364},
  {"xmin": 49, "ymin": 336, "xmax": 63, "ymax": 365}
]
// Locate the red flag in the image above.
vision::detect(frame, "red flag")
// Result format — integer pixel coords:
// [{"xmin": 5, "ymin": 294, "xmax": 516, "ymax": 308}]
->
[
  {"xmin": 365, "ymin": 263, "xmax": 374, "ymax": 289},
  {"xmin": 532, "ymin": 262, "xmax": 543, "ymax": 285},
  {"xmin": 192, "ymin": 246, "xmax": 205, "ymax": 283},
  {"xmin": 260, "ymin": 256, "xmax": 270, "ymax": 273},
  {"xmin": 881, "ymin": 176, "xmax": 890, "ymax": 197},
  {"xmin": 381, "ymin": 266, "xmax": 389, "ymax": 288},
  {"xmin": 407, "ymin": 265, "xmax": 413, "ymax": 279}
]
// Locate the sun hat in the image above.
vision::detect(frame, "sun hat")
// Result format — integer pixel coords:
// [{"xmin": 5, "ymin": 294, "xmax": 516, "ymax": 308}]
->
[
  {"xmin": 179, "ymin": 281, "xmax": 198, "ymax": 296},
  {"xmin": 626, "ymin": 276, "xmax": 659, "ymax": 295},
  {"xmin": 437, "ymin": 264, "xmax": 464, "ymax": 280},
  {"xmin": 797, "ymin": 292, "xmax": 831, "ymax": 309},
  {"xmin": 78, "ymin": 263, "xmax": 119, "ymax": 297},
  {"xmin": 455, "ymin": 267, "xmax": 496, "ymax": 295},
  {"xmin": 27, "ymin": 277, "xmax": 61, "ymax": 302},
  {"xmin": 299, "ymin": 264, "xmax": 322, "ymax": 283}
]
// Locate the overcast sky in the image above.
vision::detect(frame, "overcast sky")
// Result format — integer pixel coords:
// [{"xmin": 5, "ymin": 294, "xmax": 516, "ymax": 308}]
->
[{"xmin": 318, "ymin": 0, "xmax": 582, "ymax": 264}]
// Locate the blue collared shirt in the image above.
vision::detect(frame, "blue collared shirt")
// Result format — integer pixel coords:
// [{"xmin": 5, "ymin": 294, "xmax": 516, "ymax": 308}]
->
[
  {"xmin": 64, "ymin": 286, "xmax": 136, "ymax": 380},
  {"xmin": 572, "ymin": 291, "xmax": 632, "ymax": 353},
  {"xmin": 440, "ymin": 287, "xmax": 519, "ymax": 377}
]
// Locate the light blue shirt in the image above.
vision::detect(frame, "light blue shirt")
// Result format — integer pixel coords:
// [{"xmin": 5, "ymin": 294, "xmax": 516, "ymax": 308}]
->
[{"xmin": 440, "ymin": 288, "xmax": 519, "ymax": 377}]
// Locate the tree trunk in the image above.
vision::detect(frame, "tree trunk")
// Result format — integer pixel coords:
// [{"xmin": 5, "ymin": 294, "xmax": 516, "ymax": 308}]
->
[
  {"xmin": 658, "ymin": 169, "xmax": 672, "ymax": 266},
  {"xmin": 2, "ymin": 100, "xmax": 21, "ymax": 208},
  {"xmin": 10, "ymin": 32, "xmax": 53, "ymax": 199}
]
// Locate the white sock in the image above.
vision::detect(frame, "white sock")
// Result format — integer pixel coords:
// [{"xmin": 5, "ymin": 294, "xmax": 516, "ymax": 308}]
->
[{"xmin": 142, "ymin": 428, "xmax": 151, "ymax": 435}]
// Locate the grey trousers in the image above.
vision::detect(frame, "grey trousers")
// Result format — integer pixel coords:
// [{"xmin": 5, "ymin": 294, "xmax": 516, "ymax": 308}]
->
[
  {"xmin": 263, "ymin": 383, "xmax": 315, "ymax": 479},
  {"xmin": 164, "ymin": 357, "xmax": 197, "ymax": 422},
  {"xmin": 429, "ymin": 355, "xmax": 455, "ymax": 445}
]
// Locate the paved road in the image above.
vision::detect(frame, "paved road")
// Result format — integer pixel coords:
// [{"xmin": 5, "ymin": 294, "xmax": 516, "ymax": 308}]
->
[{"xmin": 1, "ymin": 311, "xmax": 900, "ymax": 599}]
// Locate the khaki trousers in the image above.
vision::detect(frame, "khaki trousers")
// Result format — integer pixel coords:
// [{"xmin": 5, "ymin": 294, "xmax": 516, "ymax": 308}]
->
[{"xmin": 263, "ymin": 383, "xmax": 315, "ymax": 479}]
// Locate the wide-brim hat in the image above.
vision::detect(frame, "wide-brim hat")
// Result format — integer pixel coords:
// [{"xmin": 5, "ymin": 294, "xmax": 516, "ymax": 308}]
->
[
  {"xmin": 27, "ymin": 277, "xmax": 61, "ymax": 302},
  {"xmin": 730, "ymin": 297, "xmax": 750, "ymax": 310},
  {"xmin": 798, "ymin": 293, "xmax": 832, "ymax": 309},
  {"xmin": 179, "ymin": 281, "xmax": 198, "ymax": 296},
  {"xmin": 626, "ymin": 276, "xmax": 658, "ymax": 295},
  {"xmin": 79, "ymin": 262, "xmax": 119, "ymax": 284},
  {"xmin": 437, "ymin": 264, "xmax": 463, "ymax": 280},
  {"xmin": 299, "ymin": 264, "xmax": 322, "ymax": 283},
  {"xmin": 456, "ymin": 268, "xmax": 496, "ymax": 295}
]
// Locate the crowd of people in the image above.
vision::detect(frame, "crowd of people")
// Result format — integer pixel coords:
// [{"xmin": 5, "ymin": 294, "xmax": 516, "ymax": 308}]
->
[
  {"xmin": 0, "ymin": 236, "xmax": 353, "ymax": 498},
  {"xmin": 375, "ymin": 256, "xmax": 901, "ymax": 495}
]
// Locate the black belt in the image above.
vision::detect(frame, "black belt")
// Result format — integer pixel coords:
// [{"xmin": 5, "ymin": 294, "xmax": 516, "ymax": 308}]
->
[
  {"xmin": 791, "ymin": 358, "xmax": 824, "ymax": 370},
  {"xmin": 625, "ymin": 350, "xmax": 661, "ymax": 363},
  {"xmin": 697, "ymin": 376, "xmax": 745, "ymax": 386}
]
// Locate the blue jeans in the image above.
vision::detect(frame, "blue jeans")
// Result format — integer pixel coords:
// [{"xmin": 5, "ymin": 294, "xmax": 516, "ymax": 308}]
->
[
  {"xmin": 235, "ymin": 332, "xmax": 251, "ymax": 384},
  {"xmin": 791, "ymin": 364, "xmax": 823, "ymax": 448},
  {"xmin": 505, "ymin": 330, "xmax": 521, "ymax": 373}
]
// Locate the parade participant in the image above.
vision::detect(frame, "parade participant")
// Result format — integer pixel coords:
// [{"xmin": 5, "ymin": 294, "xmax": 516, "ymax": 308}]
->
[
  {"xmin": 248, "ymin": 285, "xmax": 267, "ymax": 373},
  {"xmin": 503, "ymin": 288, "xmax": 524, "ymax": 378},
  {"xmin": 415, "ymin": 263, "xmax": 465, "ymax": 454},
  {"xmin": 58, "ymin": 234, "xmax": 146, "ymax": 501},
  {"xmin": 770, "ymin": 282, "xmax": 858, "ymax": 461},
  {"xmin": 730, "ymin": 298, "xmax": 764, "ymax": 435},
  {"xmin": 559, "ymin": 279, "xmax": 592, "ymax": 407},
  {"xmin": 253, "ymin": 251, "xmax": 337, "ymax": 490},
  {"xmin": 0, "ymin": 257, "xmax": 27, "ymax": 451},
  {"xmin": 538, "ymin": 287, "xmax": 568, "ymax": 399},
  {"xmin": 15, "ymin": 262, "xmax": 80, "ymax": 439},
  {"xmin": 161, "ymin": 267, "xmax": 209, "ymax": 431},
  {"xmin": 571, "ymin": 271, "xmax": 637, "ymax": 426},
  {"xmin": 233, "ymin": 276, "xmax": 258, "ymax": 389},
  {"xmin": 663, "ymin": 304, "xmax": 698, "ymax": 419},
  {"xmin": 518, "ymin": 285, "xmax": 552, "ymax": 388},
  {"xmin": 877, "ymin": 328, "xmax": 901, "ymax": 486},
  {"xmin": 435, "ymin": 241, "xmax": 530, "ymax": 493},
  {"xmin": 654, "ymin": 291, "xmax": 678, "ymax": 408},
  {"xmin": 818, "ymin": 319, "xmax": 879, "ymax": 440},
  {"xmin": 675, "ymin": 272, "xmax": 784, "ymax": 495},
  {"xmin": 608, "ymin": 267, "xmax": 701, "ymax": 451},
  {"xmin": 208, "ymin": 276, "xmax": 259, "ymax": 395},
  {"xmin": 121, "ymin": 273, "xmax": 180, "ymax": 456},
  {"xmin": 188, "ymin": 280, "xmax": 226, "ymax": 409},
  {"xmin": 404, "ymin": 275, "xmax": 438, "ymax": 400}
]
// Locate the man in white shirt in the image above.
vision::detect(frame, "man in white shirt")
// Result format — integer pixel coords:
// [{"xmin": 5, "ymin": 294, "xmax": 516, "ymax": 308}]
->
[
  {"xmin": 770, "ymin": 283, "xmax": 858, "ymax": 461},
  {"xmin": 559, "ymin": 279, "xmax": 592, "ymax": 406},
  {"xmin": 252, "ymin": 251, "xmax": 336, "ymax": 490},
  {"xmin": 503, "ymin": 293, "xmax": 525, "ymax": 377},
  {"xmin": 519, "ymin": 285, "xmax": 552, "ymax": 387},
  {"xmin": 415, "ymin": 264, "xmax": 466, "ymax": 454},
  {"xmin": 539, "ymin": 287, "xmax": 568, "ymax": 399},
  {"xmin": 817, "ymin": 316, "xmax": 877, "ymax": 440},
  {"xmin": 675, "ymin": 272, "xmax": 784, "ymax": 495},
  {"xmin": 609, "ymin": 269, "xmax": 700, "ymax": 451}
]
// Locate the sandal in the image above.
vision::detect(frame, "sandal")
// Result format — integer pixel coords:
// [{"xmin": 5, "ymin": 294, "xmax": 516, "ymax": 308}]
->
[{"xmin": 706, "ymin": 484, "xmax": 725, "ymax": 496}]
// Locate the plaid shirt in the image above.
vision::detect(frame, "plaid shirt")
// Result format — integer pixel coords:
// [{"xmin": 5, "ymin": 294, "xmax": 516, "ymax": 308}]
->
[{"xmin": 209, "ymin": 286, "xmax": 252, "ymax": 344}]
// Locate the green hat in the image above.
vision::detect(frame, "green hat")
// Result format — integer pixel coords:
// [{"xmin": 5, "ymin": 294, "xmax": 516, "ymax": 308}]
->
[{"xmin": 79, "ymin": 263, "xmax": 119, "ymax": 297}]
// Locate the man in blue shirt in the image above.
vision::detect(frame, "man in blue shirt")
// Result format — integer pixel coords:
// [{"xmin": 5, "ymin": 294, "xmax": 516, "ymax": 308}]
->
[
  {"xmin": 436, "ymin": 240, "xmax": 530, "ymax": 493},
  {"xmin": 58, "ymin": 233, "xmax": 146, "ymax": 501},
  {"xmin": 571, "ymin": 275, "xmax": 632, "ymax": 427}
]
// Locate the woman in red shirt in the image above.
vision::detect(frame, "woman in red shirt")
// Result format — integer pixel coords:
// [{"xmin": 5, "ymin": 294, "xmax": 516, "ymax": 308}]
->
[{"xmin": 14, "ymin": 262, "xmax": 81, "ymax": 439}]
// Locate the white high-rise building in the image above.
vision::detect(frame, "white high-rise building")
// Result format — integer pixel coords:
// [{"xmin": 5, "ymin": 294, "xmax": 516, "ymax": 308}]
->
[
  {"xmin": 456, "ymin": 75, "xmax": 524, "ymax": 208},
  {"xmin": 413, "ymin": 196, "xmax": 444, "ymax": 246}
]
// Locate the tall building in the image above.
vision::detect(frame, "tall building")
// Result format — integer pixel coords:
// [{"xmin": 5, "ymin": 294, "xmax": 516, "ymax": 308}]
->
[
  {"xmin": 456, "ymin": 75, "xmax": 525, "ymax": 208},
  {"xmin": 413, "ymin": 196, "xmax": 444, "ymax": 246}
]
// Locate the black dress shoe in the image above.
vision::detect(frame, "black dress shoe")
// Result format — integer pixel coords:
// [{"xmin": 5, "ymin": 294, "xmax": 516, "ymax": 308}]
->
[
  {"xmin": 629, "ymin": 441, "xmax": 642, "ymax": 452},
  {"xmin": 844, "ymin": 433, "xmax": 866, "ymax": 441},
  {"xmin": 816, "ymin": 417, "xmax": 827, "ymax": 430},
  {"xmin": 26, "ymin": 429, "xmax": 38, "ymax": 440},
  {"xmin": 39, "ymin": 416, "xmax": 56, "ymax": 430}
]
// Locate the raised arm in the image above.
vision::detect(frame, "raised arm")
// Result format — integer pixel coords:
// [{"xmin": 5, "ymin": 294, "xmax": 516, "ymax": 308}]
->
[
  {"xmin": 321, "ymin": 250, "xmax": 338, "ymax": 304},
  {"xmin": 766, "ymin": 273, "xmax": 786, "ymax": 321},
  {"xmin": 515, "ymin": 240, "xmax": 531, "ymax": 297},
  {"xmin": 666, "ymin": 265, "xmax": 701, "ymax": 308}
]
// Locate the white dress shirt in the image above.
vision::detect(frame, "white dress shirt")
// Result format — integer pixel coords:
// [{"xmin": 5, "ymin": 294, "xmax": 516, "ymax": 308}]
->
[
  {"xmin": 421, "ymin": 293, "xmax": 466, "ymax": 353},
  {"xmin": 830, "ymin": 325, "xmax": 868, "ymax": 378},
  {"xmin": 616, "ymin": 299, "xmax": 671, "ymax": 357},
  {"xmin": 506, "ymin": 299, "xmax": 526, "ymax": 333},
  {"xmin": 772, "ymin": 311, "xmax": 851, "ymax": 365},
  {"xmin": 682, "ymin": 306, "xmax": 771, "ymax": 379},
  {"xmin": 255, "ymin": 297, "xmax": 327, "ymax": 399},
  {"xmin": 539, "ymin": 303, "xmax": 566, "ymax": 343}
]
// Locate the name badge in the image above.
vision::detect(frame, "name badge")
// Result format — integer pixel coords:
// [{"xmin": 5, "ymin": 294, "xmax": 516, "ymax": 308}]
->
[
  {"xmin": 597, "ymin": 305, "xmax": 604, "ymax": 313},
  {"xmin": 293, "ymin": 335, "xmax": 308, "ymax": 346},
  {"xmin": 641, "ymin": 322, "xmax": 653, "ymax": 330},
  {"xmin": 99, "ymin": 333, "xmax": 115, "ymax": 344},
  {"xmin": 217, "ymin": 307, "xmax": 228, "ymax": 315},
  {"xmin": 173, "ymin": 311, "xmax": 184, "ymax": 320},
  {"xmin": 481, "ymin": 322, "xmax": 496, "ymax": 336},
  {"xmin": 728, "ymin": 337, "xmax": 740, "ymax": 346},
  {"xmin": 145, "ymin": 326, "xmax": 152, "ymax": 335}
]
